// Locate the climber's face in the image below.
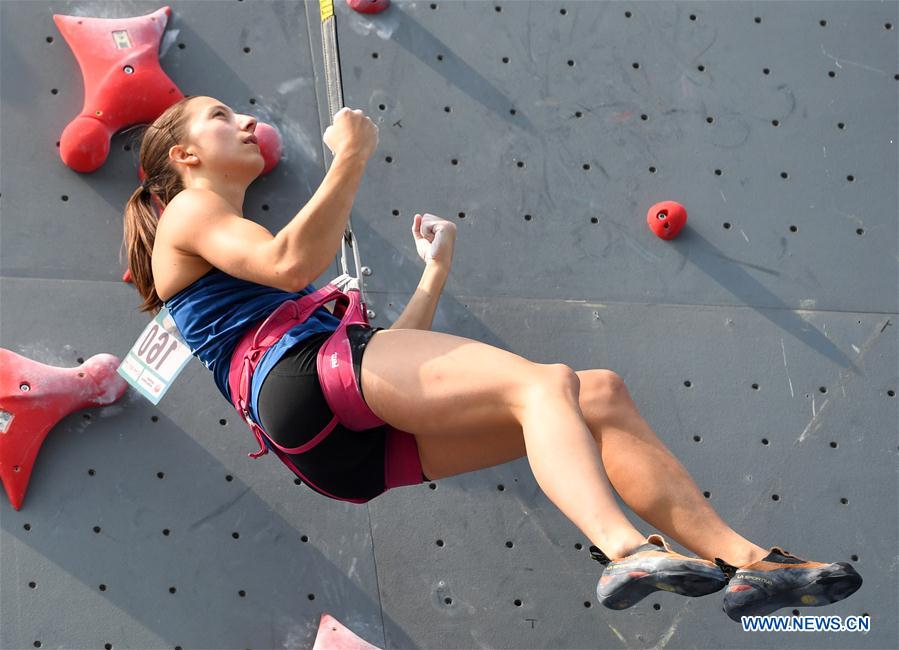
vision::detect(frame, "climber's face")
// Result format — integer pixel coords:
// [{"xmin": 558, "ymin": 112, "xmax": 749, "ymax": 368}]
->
[{"xmin": 169, "ymin": 96, "xmax": 263, "ymax": 186}]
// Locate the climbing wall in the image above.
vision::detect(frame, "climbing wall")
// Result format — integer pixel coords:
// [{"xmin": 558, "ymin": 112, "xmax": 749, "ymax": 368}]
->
[{"xmin": 1, "ymin": 1, "xmax": 896, "ymax": 648}]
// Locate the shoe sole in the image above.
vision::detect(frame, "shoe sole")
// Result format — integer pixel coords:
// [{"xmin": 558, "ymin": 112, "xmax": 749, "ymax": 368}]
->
[
  {"xmin": 598, "ymin": 562, "xmax": 727, "ymax": 610},
  {"xmin": 723, "ymin": 563, "xmax": 862, "ymax": 621}
]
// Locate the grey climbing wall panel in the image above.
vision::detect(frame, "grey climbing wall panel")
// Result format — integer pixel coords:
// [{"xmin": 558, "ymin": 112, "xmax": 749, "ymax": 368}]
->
[{"xmin": 1, "ymin": 0, "xmax": 896, "ymax": 648}]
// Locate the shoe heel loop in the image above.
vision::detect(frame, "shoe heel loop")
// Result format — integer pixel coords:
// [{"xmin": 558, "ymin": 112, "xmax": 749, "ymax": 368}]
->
[{"xmin": 646, "ymin": 533, "xmax": 672, "ymax": 551}]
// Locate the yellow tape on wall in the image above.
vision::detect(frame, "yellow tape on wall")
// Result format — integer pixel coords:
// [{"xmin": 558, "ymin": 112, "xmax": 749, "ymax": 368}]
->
[{"xmin": 320, "ymin": 0, "xmax": 334, "ymax": 22}]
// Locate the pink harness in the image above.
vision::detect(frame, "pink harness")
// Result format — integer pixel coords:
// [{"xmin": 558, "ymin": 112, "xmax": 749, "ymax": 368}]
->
[{"xmin": 227, "ymin": 283, "xmax": 422, "ymax": 503}]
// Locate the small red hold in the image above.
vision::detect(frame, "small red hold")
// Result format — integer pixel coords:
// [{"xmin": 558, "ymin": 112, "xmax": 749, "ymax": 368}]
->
[
  {"xmin": 253, "ymin": 122, "xmax": 282, "ymax": 176},
  {"xmin": 347, "ymin": 0, "xmax": 390, "ymax": 15},
  {"xmin": 646, "ymin": 200, "xmax": 688, "ymax": 240}
]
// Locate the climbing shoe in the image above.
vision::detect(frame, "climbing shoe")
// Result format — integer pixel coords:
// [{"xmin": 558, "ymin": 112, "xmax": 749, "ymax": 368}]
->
[
  {"xmin": 590, "ymin": 533, "xmax": 728, "ymax": 610},
  {"xmin": 715, "ymin": 546, "xmax": 863, "ymax": 622}
]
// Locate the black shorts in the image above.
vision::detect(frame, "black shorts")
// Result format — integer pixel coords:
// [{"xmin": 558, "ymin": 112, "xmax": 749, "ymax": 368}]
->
[{"xmin": 256, "ymin": 326, "xmax": 429, "ymax": 502}]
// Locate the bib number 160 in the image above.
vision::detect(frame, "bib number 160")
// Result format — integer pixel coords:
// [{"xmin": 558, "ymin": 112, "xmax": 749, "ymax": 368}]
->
[
  {"xmin": 137, "ymin": 323, "xmax": 179, "ymax": 370},
  {"xmin": 117, "ymin": 306, "xmax": 193, "ymax": 405}
]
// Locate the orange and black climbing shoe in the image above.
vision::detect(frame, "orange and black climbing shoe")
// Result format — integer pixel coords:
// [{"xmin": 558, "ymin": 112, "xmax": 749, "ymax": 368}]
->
[
  {"xmin": 590, "ymin": 533, "xmax": 728, "ymax": 610},
  {"xmin": 715, "ymin": 546, "xmax": 862, "ymax": 622}
]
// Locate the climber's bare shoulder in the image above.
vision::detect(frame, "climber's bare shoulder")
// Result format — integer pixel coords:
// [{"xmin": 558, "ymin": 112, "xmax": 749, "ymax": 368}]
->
[{"xmin": 152, "ymin": 189, "xmax": 225, "ymax": 302}]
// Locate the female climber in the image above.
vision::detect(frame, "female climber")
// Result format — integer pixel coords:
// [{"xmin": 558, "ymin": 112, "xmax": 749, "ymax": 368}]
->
[{"xmin": 122, "ymin": 95, "xmax": 861, "ymax": 621}]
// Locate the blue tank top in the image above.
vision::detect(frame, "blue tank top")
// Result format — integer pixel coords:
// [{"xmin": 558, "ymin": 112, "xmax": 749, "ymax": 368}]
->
[{"xmin": 163, "ymin": 267, "xmax": 342, "ymax": 427}]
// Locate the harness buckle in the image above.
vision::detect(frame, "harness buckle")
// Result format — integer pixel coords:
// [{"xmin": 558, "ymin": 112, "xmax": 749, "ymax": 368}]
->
[{"xmin": 239, "ymin": 406, "xmax": 269, "ymax": 458}]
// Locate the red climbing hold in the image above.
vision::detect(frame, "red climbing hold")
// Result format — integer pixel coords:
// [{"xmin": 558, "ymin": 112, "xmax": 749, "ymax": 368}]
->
[
  {"xmin": 347, "ymin": 0, "xmax": 390, "ymax": 15},
  {"xmin": 252, "ymin": 121, "xmax": 283, "ymax": 177},
  {"xmin": 0, "ymin": 349, "xmax": 128, "ymax": 511},
  {"xmin": 646, "ymin": 200, "xmax": 688, "ymax": 240},
  {"xmin": 313, "ymin": 613, "xmax": 382, "ymax": 649},
  {"xmin": 53, "ymin": 7, "xmax": 184, "ymax": 173},
  {"xmin": 53, "ymin": 7, "xmax": 284, "ymax": 177}
]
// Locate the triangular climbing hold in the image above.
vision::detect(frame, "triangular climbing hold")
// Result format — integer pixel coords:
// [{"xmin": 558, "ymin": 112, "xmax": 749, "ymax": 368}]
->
[
  {"xmin": 313, "ymin": 612, "xmax": 382, "ymax": 650},
  {"xmin": 0, "ymin": 350, "xmax": 128, "ymax": 510},
  {"xmin": 53, "ymin": 7, "xmax": 184, "ymax": 173}
]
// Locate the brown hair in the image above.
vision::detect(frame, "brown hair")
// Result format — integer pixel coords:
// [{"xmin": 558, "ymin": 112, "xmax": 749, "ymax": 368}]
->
[{"xmin": 120, "ymin": 94, "xmax": 198, "ymax": 315}]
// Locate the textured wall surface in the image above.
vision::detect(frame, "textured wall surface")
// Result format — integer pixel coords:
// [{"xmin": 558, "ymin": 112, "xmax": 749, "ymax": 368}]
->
[{"xmin": 1, "ymin": 1, "xmax": 896, "ymax": 649}]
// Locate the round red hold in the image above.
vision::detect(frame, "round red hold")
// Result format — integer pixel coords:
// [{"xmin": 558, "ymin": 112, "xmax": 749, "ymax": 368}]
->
[
  {"xmin": 253, "ymin": 122, "xmax": 282, "ymax": 176},
  {"xmin": 347, "ymin": 0, "xmax": 390, "ymax": 14},
  {"xmin": 646, "ymin": 201, "xmax": 688, "ymax": 240}
]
